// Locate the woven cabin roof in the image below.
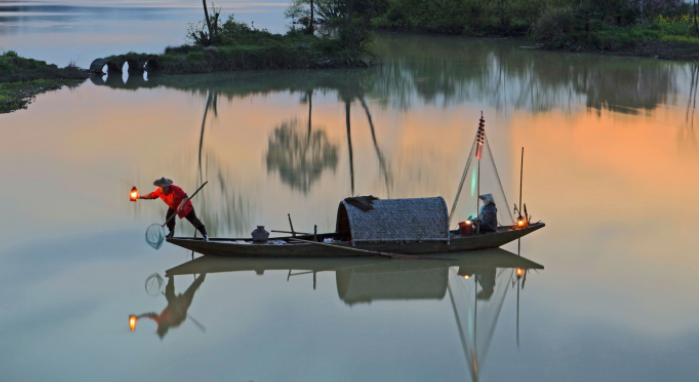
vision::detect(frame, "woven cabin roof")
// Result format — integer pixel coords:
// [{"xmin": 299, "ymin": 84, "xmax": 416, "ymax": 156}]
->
[{"xmin": 336, "ymin": 197, "xmax": 450, "ymax": 243}]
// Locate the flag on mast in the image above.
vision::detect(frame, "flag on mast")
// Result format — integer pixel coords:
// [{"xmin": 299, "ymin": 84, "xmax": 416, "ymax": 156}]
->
[{"xmin": 475, "ymin": 112, "xmax": 485, "ymax": 159}]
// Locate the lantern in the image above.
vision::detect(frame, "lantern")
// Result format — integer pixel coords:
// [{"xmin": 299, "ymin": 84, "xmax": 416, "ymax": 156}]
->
[
  {"xmin": 516, "ymin": 217, "xmax": 528, "ymax": 229},
  {"xmin": 130, "ymin": 186, "xmax": 139, "ymax": 201},
  {"xmin": 516, "ymin": 268, "xmax": 524, "ymax": 278},
  {"xmin": 129, "ymin": 315, "xmax": 137, "ymax": 331},
  {"xmin": 458, "ymin": 220, "xmax": 474, "ymax": 236}
]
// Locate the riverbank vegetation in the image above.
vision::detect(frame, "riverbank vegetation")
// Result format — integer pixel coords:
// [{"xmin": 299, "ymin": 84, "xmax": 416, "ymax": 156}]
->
[
  {"xmin": 103, "ymin": 3, "xmax": 376, "ymax": 76},
  {"xmin": 0, "ymin": 50, "xmax": 88, "ymax": 114},
  {"xmin": 287, "ymin": 0, "xmax": 699, "ymax": 59}
]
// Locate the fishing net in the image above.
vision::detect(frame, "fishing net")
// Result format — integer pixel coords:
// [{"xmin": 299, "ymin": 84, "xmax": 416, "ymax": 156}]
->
[
  {"xmin": 145, "ymin": 223, "xmax": 166, "ymax": 250},
  {"xmin": 450, "ymin": 134, "xmax": 515, "ymax": 229},
  {"xmin": 145, "ymin": 273, "xmax": 164, "ymax": 296}
]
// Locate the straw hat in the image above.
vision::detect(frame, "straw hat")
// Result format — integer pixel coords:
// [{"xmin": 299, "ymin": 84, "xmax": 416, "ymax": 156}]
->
[
  {"xmin": 153, "ymin": 177, "xmax": 173, "ymax": 187},
  {"xmin": 478, "ymin": 194, "xmax": 495, "ymax": 204}
]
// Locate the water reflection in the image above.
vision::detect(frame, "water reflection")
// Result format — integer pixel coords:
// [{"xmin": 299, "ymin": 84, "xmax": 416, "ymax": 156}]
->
[
  {"xmin": 374, "ymin": 35, "xmax": 680, "ymax": 114},
  {"xmin": 266, "ymin": 118, "xmax": 339, "ymax": 193},
  {"xmin": 90, "ymin": 40, "xmax": 696, "ymax": 237},
  {"xmin": 131, "ymin": 274, "xmax": 207, "ymax": 338},
  {"xmin": 144, "ymin": 249, "xmax": 543, "ymax": 380},
  {"xmin": 680, "ymin": 64, "xmax": 699, "ymax": 154},
  {"xmin": 91, "ymin": 34, "xmax": 689, "ymax": 117}
]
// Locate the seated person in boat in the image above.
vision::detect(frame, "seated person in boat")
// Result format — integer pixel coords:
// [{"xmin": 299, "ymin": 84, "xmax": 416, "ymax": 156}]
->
[
  {"xmin": 139, "ymin": 177, "xmax": 209, "ymax": 241},
  {"xmin": 478, "ymin": 194, "xmax": 498, "ymax": 233}
]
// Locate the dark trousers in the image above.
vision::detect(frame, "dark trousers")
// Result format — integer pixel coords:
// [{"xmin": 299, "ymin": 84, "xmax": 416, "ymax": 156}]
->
[{"xmin": 166, "ymin": 208, "xmax": 207, "ymax": 236}]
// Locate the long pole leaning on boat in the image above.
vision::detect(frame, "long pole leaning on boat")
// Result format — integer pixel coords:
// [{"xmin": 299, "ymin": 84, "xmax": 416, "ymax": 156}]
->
[
  {"xmin": 518, "ymin": 147, "xmax": 524, "ymax": 256},
  {"xmin": 288, "ymin": 238, "xmax": 436, "ymax": 260}
]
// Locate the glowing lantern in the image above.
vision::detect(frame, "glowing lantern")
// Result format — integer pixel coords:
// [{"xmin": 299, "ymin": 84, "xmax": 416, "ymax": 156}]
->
[
  {"xmin": 458, "ymin": 220, "xmax": 474, "ymax": 236},
  {"xmin": 516, "ymin": 217, "xmax": 527, "ymax": 228},
  {"xmin": 463, "ymin": 275, "xmax": 470, "ymax": 280},
  {"xmin": 129, "ymin": 186, "xmax": 139, "ymax": 202},
  {"xmin": 516, "ymin": 268, "xmax": 524, "ymax": 278},
  {"xmin": 129, "ymin": 315, "xmax": 137, "ymax": 331}
]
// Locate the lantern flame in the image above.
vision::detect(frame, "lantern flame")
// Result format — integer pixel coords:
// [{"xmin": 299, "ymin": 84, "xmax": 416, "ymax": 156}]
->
[
  {"xmin": 129, "ymin": 315, "xmax": 137, "ymax": 331},
  {"xmin": 130, "ymin": 186, "xmax": 139, "ymax": 201},
  {"xmin": 516, "ymin": 268, "xmax": 524, "ymax": 277},
  {"xmin": 463, "ymin": 275, "xmax": 470, "ymax": 280}
]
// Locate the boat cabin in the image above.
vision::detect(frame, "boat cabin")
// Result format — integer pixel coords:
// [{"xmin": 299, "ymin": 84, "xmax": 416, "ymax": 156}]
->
[{"xmin": 335, "ymin": 197, "xmax": 451, "ymax": 244}]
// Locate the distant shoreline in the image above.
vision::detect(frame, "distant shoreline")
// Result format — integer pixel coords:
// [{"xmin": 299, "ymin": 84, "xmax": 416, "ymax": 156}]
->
[{"xmin": 0, "ymin": 51, "xmax": 90, "ymax": 114}]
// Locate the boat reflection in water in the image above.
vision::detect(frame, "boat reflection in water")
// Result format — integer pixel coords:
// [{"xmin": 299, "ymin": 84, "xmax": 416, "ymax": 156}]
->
[{"xmin": 136, "ymin": 249, "xmax": 542, "ymax": 380}]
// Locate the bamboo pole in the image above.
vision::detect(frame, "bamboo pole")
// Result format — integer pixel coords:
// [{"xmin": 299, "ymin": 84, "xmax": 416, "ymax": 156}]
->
[
  {"xmin": 519, "ymin": 147, "xmax": 524, "ymax": 215},
  {"xmin": 287, "ymin": 214, "xmax": 296, "ymax": 237},
  {"xmin": 288, "ymin": 238, "xmax": 428, "ymax": 260},
  {"xmin": 476, "ymin": 159, "xmax": 481, "ymax": 234},
  {"xmin": 271, "ymin": 230, "xmax": 311, "ymax": 236}
]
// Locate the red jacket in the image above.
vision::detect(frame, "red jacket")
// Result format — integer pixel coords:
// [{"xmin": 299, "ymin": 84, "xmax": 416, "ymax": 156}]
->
[{"xmin": 149, "ymin": 185, "xmax": 193, "ymax": 218}]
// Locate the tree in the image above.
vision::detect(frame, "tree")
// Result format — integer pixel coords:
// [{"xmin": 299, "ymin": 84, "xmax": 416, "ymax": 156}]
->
[{"xmin": 694, "ymin": 0, "xmax": 698, "ymax": 35}]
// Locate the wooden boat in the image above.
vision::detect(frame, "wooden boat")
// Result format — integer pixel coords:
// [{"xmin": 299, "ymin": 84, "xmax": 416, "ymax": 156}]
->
[
  {"xmin": 167, "ymin": 197, "xmax": 544, "ymax": 257},
  {"xmin": 167, "ymin": 114, "xmax": 545, "ymax": 258}
]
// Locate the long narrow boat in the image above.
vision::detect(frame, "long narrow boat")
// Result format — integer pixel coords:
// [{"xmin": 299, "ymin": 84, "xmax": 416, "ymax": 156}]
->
[
  {"xmin": 167, "ymin": 197, "xmax": 544, "ymax": 257},
  {"xmin": 167, "ymin": 114, "xmax": 545, "ymax": 258}
]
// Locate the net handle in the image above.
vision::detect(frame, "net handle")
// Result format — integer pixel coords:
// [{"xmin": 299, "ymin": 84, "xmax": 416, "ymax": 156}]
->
[{"xmin": 161, "ymin": 181, "xmax": 209, "ymax": 227}]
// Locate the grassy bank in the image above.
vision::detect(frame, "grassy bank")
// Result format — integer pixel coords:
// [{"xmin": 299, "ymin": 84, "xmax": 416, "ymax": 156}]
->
[
  {"xmin": 1, "ymin": 51, "xmax": 89, "ymax": 114},
  {"xmin": 341, "ymin": 0, "xmax": 699, "ymax": 60},
  {"xmin": 102, "ymin": 15, "xmax": 373, "ymax": 75},
  {"xmin": 529, "ymin": 7, "xmax": 699, "ymax": 60}
]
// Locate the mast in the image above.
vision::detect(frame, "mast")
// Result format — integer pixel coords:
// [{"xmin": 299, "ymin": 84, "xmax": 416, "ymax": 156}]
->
[
  {"xmin": 450, "ymin": 113, "xmax": 487, "ymax": 226},
  {"xmin": 475, "ymin": 112, "xmax": 485, "ymax": 234},
  {"xmin": 519, "ymin": 147, "xmax": 524, "ymax": 215}
]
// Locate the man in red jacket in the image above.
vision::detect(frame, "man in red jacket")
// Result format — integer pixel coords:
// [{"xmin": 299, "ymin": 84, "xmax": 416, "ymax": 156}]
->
[{"xmin": 139, "ymin": 177, "xmax": 208, "ymax": 241}]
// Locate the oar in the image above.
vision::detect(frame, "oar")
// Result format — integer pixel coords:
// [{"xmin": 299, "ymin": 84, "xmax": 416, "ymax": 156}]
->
[
  {"xmin": 288, "ymin": 237, "xmax": 441, "ymax": 260},
  {"xmin": 145, "ymin": 181, "xmax": 209, "ymax": 249}
]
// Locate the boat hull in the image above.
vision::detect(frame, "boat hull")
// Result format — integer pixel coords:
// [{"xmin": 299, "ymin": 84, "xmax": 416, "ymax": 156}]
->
[{"xmin": 166, "ymin": 222, "xmax": 545, "ymax": 258}]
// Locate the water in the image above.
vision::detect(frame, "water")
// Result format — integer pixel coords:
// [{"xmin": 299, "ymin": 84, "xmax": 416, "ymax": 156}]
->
[{"xmin": 2, "ymin": 2, "xmax": 699, "ymax": 381}]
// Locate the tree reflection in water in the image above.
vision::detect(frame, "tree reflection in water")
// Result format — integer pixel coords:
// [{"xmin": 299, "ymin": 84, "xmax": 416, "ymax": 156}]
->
[
  {"xmin": 680, "ymin": 64, "xmax": 699, "ymax": 154},
  {"xmin": 194, "ymin": 90, "xmax": 253, "ymax": 237},
  {"xmin": 266, "ymin": 119, "xmax": 339, "ymax": 194},
  {"xmin": 97, "ymin": 35, "xmax": 697, "ymax": 216}
]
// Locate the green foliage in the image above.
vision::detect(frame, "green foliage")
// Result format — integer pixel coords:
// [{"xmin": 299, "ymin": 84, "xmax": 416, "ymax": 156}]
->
[
  {"xmin": 655, "ymin": 14, "xmax": 695, "ymax": 37},
  {"xmin": 659, "ymin": 33, "xmax": 699, "ymax": 44},
  {"xmin": 142, "ymin": 11, "xmax": 373, "ymax": 75},
  {"xmin": 530, "ymin": 7, "xmax": 578, "ymax": 46}
]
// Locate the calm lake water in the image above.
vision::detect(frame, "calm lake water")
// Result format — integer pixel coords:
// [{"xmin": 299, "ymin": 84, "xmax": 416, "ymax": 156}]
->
[{"xmin": 2, "ymin": 2, "xmax": 699, "ymax": 381}]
